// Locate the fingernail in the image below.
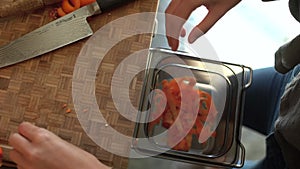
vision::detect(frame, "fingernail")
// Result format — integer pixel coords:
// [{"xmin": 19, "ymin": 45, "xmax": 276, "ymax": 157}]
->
[
  {"xmin": 189, "ymin": 29, "xmax": 204, "ymax": 43},
  {"xmin": 171, "ymin": 40, "xmax": 178, "ymax": 51},
  {"xmin": 168, "ymin": 38, "xmax": 177, "ymax": 51},
  {"xmin": 188, "ymin": 32, "xmax": 197, "ymax": 43},
  {"xmin": 180, "ymin": 28, "xmax": 186, "ymax": 37}
]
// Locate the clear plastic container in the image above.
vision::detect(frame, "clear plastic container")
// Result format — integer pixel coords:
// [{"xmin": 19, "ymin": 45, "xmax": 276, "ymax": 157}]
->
[{"xmin": 133, "ymin": 48, "xmax": 252, "ymax": 168}]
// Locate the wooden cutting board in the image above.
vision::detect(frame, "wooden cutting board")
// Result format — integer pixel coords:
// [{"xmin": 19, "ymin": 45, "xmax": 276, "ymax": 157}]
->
[
  {"xmin": 0, "ymin": 0, "xmax": 158, "ymax": 168},
  {"xmin": 0, "ymin": 0, "xmax": 61, "ymax": 18}
]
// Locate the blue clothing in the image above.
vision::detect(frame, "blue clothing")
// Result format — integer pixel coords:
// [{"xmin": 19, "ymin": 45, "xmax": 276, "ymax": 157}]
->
[
  {"xmin": 241, "ymin": 1, "xmax": 300, "ymax": 166},
  {"xmin": 243, "ymin": 67, "xmax": 285, "ymax": 135},
  {"xmin": 242, "ymin": 65, "xmax": 300, "ymax": 169}
]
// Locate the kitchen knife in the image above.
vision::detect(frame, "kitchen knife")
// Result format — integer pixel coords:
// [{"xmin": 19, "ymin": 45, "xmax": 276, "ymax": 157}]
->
[{"xmin": 0, "ymin": 0, "xmax": 133, "ymax": 68}]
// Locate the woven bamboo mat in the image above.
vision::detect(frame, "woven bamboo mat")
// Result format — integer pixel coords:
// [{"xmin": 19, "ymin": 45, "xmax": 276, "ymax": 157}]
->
[{"xmin": 0, "ymin": 0, "xmax": 158, "ymax": 168}]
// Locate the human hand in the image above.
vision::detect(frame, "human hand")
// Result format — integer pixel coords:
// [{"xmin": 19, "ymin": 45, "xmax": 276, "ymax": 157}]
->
[
  {"xmin": 8, "ymin": 122, "xmax": 110, "ymax": 169},
  {"xmin": 165, "ymin": 0, "xmax": 241, "ymax": 50}
]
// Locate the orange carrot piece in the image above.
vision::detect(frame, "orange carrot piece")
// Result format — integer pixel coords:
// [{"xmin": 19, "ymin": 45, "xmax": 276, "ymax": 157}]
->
[
  {"xmin": 80, "ymin": 0, "xmax": 96, "ymax": 6},
  {"xmin": 62, "ymin": 0, "xmax": 81, "ymax": 14},
  {"xmin": 56, "ymin": 0, "xmax": 96, "ymax": 18},
  {"xmin": 158, "ymin": 77, "xmax": 219, "ymax": 151},
  {"xmin": 0, "ymin": 146, "xmax": 2, "ymax": 156},
  {"xmin": 66, "ymin": 108, "xmax": 72, "ymax": 113},
  {"xmin": 57, "ymin": 7, "xmax": 66, "ymax": 17}
]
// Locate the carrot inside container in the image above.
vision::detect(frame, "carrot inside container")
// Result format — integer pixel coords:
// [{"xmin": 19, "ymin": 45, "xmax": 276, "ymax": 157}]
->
[{"xmin": 148, "ymin": 77, "xmax": 218, "ymax": 152}]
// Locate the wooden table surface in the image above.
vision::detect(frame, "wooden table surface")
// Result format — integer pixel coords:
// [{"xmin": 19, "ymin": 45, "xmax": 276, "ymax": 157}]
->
[{"xmin": 0, "ymin": 0, "xmax": 159, "ymax": 168}]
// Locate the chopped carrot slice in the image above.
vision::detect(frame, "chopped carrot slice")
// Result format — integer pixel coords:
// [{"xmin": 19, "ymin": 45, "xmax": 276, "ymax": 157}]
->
[
  {"xmin": 56, "ymin": 0, "xmax": 96, "ymax": 17},
  {"xmin": 62, "ymin": 0, "xmax": 80, "ymax": 14},
  {"xmin": 66, "ymin": 108, "xmax": 72, "ymax": 113},
  {"xmin": 149, "ymin": 77, "xmax": 219, "ymax": 151},
  {"xmin": 80, "ymin": 0, "xmax": 96, "ymax": 6},
  {"xmin": 57, "ymin": 7, "xmax": 66, "ymax": 17}
]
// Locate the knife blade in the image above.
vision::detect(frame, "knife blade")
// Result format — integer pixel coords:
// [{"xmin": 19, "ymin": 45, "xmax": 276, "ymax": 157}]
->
[{"xmin": 0, "ymin": 0, "xmax": 133, "ymax": 68}]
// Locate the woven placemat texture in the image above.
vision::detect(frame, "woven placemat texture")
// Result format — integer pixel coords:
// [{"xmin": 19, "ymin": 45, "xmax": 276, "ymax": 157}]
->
[
  {"xmin": 0, "ymin": 0, "xmax": 61, "ymax": 18},
  {"xmin": 0, "ymin": 0, "xmax": 158, "ymax": 168}
]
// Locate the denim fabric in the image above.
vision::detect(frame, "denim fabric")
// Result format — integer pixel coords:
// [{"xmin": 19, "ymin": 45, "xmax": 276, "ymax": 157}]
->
[
  {"xmin": 288, "ymin": 64, "xmax": 300, "ymax": 83},
  {"xmin": 240, "ymin": 64, "xmax": 300, "ymax": 169},
  {"xmin": 243, "ymin": 67, "xmax": 286, "ymax": 135}
]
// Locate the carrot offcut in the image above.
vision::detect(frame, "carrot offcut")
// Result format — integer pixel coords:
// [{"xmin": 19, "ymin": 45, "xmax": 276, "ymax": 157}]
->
[
  {"xmin": 80, "ymin": 0, "xmax": 96, "ymax": 6},
  {"xmin": 56, "ymin": 0, "xmax": 96, "ymax": 17},
  {"xmin": 66, "ymin": 108, "xmax": 72, "ymax": 113}
]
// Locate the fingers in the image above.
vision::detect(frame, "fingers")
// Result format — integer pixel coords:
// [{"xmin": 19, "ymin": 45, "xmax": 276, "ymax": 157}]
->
[
  {"xmin": 180, "ymin": 28, "xmax": 186, "ymax": 37},
  {"xmin": 165, "ymin": 7, "xmax": 181, "ymax": 50},
  {"xmin": 8, "ymin": 133, "xmax": 32, "ymax": 155},
  {"xmin": 165, "ymin": 0, "xmax": 241, "ymax": 50},
  {"xmin": 187, "ymin": 0, "xmax": 241, "ymax": 43},
  {"xmin": 165, "ymin": 0, "xmax": 195, "ymax": 51},
  {"xmin": 9, "ymin": 149, "xmax": 28, "ymax": 168},
  {"xmin": 165, "ymin": 0, "xmax": 181, "ymax": 14},
  {"xmin": 188, "ymin": 7, "xmax": 227, "ymax": 43},
  {"xmin": 8, "ymin": 122, "xmax": 36, "ymax": 168},
  {"xmin": 18, "ymin": 122, "xmax": 40, "ymax": 141}
]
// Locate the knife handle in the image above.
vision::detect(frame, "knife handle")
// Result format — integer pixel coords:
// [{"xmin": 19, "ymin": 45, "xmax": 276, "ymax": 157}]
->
[{"xmin": 96, "ymin": 0, "xmax": 134, "ymax": 12}]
